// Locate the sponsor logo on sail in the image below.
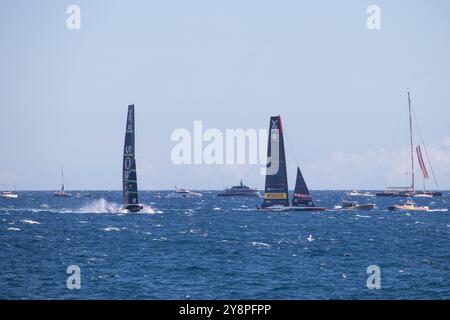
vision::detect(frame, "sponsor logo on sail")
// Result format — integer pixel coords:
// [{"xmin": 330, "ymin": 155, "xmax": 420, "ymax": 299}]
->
[{"xmin": 264, "ymin": 192, "xmax": 287, "ymax": 200}]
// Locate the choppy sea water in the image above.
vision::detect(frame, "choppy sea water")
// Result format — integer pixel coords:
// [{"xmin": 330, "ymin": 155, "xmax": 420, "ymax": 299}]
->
[{"xmin": 1, "ymin": 191, "xmax": 449, "ymax": 299}]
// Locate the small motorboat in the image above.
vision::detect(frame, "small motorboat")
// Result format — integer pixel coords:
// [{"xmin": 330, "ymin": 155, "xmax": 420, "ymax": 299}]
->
[
  {"xmin": 171, "ymin": 186, "xmax": 202, "ymax": 198},
  {"xmin": 347, "ymin": 190, "xmax": 374, "ymax": 197},
  {"xmin": 334, "ymin": 201, "xmax": 375, "ymax": 211},
  {"xmin": 387, "ymin": 198, "xmax": 429, "ymax": 212},
  {"xmin": 74, "ymin": 192, "xmax": 93, "ymax": 198}
]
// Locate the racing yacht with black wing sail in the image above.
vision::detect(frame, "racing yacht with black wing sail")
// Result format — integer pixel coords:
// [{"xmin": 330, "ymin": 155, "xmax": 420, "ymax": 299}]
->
[
  {"xmin": 258, "ymin": 115, "xmax": 291, "ymax": 211},
  {"xmin": 122, "ymin": 104, "xmax": 143, "ymax": 213}
]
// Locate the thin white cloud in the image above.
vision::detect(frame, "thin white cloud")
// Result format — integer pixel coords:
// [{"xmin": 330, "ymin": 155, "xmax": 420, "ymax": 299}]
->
[{"xmin": 304, "ymin": 137, "xmax": 450, "ymax": 190}]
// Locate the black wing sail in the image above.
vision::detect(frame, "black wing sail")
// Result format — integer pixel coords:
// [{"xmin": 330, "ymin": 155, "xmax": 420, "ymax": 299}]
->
[
  {"xmin": 261, "ymin": 115, "xmax": 289, "ymax": 208},
  {"xmin": 123, "ymin": 105, "xmax": 139, "ymax": 208},
  {"xmin": 292, "ymin": 167, "xmax": 315, "ymax": 207}
]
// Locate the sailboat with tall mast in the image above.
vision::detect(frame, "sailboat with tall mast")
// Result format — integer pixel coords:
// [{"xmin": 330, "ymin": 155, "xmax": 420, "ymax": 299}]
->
[
  {"xmin": 376, "ymin": 92, "xmax": 441, "ymax": 197},
  {"xmin": 122, "ymin": 104, "xmax": 143, "ymax": 212},
  {"xmin": 1, "ymin": 181, "xmax": 19, "ymax": 199},
  {"xmin": 258, "ymin": 115, "xmax": 324, "ymax": 211},
  {"xmin": 54, "ymin": 166, "xmax": 70, "ymax": 197}
]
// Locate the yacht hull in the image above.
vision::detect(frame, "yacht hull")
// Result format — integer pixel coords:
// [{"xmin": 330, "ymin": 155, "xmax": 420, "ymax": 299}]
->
[
  {"xmin": 377, "ymin": 191, "xmax": 441, "ymax": 197},
  {"xmin": 387, "ymin": 205, "xmax": 429, "ymax": 212},
  {"xmin": 290, "ymin": 206, "xmax": 327, "ymax": 211},
  {"xmin": 124, "ymin": 204, "xmax": 144, "ymax": 213},
  {"xmin": 258, "ymin": 206, "xmax": 326, "ymax": 212},
  {"xmin": 1, "ymin": 194, "xmax": 18, "ymax": 199},
  {"xmin": 217, "ymin": 192, "xmax": 261, "ymax": 197}
]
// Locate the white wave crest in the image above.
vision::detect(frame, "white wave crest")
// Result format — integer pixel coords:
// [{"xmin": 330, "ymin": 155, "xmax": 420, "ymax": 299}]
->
[
  {"xmin": 251, "ymin": 241, "xmax": 272, "ymax": 248},
  {"xmin": 81, "ymin": 198, "xmax": 120, "ymax": 213},
  {"xmin": 20, "ymin": 219, "xmax": 40, "ymax": 225},
  {"xmin": 141, "ymin": 206, "xmax": 158, "ymax": 214},
  {"xmin": 102, "ymin": 226, "xmax": 121, "ymax": 232}
]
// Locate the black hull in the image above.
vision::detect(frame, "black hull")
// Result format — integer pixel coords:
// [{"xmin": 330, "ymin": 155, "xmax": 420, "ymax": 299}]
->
[
  {"xmin": 217, "ymin": 193, "xmax": 260, "ymax": 197},
  {"xmin": 290, "ymin": 206, "xmax": 327, "ymax": 212},
  {"xmin": 258, "ymin": 206, "xmax": 326, "ymax": 212},
  {"xmin": 125, "ymin": 204, "xmax": 143, "ymax": 213},
  {"xmin": 376, "ymin": 191, "xmax": 442, "ymax": 197}
]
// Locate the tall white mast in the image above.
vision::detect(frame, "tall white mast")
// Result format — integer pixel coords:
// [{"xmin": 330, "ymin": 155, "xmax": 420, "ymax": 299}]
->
[{"xmin": 408, "ymin": 91, "xmax": 415, "ymax": 192}]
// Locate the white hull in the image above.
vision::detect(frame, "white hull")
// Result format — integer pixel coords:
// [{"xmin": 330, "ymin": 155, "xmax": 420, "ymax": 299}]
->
[
  {"xmin": 1, "ymin": 193, "xmax": 18, "ymax": 199},
  {"xmin": 390, "ymin": 205, "xmax": 429, "ymax": 212},
  {"xmin": 258, "ymin": 206, "xmax": 292, "ymax": 212},
  {"xmin": 169, "ymin": 192, "xmax": 202, "ymax": 198},
  {"xmin": 413, "ymin": 194, "xmax": 433, "ymax": 198},
  {"xmin": 290, "ymin": 206, "xmax": 327, "ymax": 212},
  {"xmin": 347, "ymin": 191, "xmax": 374, "ymax": 197}
]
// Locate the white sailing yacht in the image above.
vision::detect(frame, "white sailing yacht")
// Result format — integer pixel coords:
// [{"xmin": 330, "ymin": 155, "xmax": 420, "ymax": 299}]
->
[
  {"xmin": 54, "ymin": 167, "xmax": 71, "ymax": 197},
  {"xmin": 376, "ymin": 91, "xmax": 441, "ymax": 197},
  {"xmin": 1, "ymin": 182, "xmax": 18, "ymax": 199}
]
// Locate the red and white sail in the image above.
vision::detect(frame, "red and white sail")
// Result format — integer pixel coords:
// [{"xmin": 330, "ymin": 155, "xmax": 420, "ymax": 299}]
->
[{"xmin": 416, "ymin": 145, "xmax": 429, "ymax": 179}]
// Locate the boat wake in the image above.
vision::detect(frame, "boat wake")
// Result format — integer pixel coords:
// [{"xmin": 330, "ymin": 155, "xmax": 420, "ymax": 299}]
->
[
  {"xmin": 355, "ymin": 214, "xmax": 371, "ymax": 218},
  {"xmin": 81, "ymin": 198, "xmax": 159, "ymax": 214},
  {"xmin": 20, "ymin": 219, "xmax": 40, "ymax": 225},
  {"xmin": 101, "ymin": 226, "xmax": 123, "ymax": 232},
  {"xmin": 136, "ymin": 206, "xmax": 160, "ymax": 214},
  {"xmin": 81, "ymin": 198, "xmax": 121, "ymax": 213},
  {"xmin": 251, "ymin": 241, "xmax": 272, "ymax": 249},
  {"xmin": 231, "ymin": 207, "xmax": 259, "ymax": 212}
]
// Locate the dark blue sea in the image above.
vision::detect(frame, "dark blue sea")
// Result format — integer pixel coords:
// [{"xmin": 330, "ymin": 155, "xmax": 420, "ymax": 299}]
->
[{"xmin": 1, "ymin": 191, "xmax": 449, "ymax": 299}]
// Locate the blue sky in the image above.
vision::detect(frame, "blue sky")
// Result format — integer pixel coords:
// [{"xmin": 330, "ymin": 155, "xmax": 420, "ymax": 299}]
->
[{"xmin": 0, "ymin": 0, "xmax": 449, "ymax": 190}]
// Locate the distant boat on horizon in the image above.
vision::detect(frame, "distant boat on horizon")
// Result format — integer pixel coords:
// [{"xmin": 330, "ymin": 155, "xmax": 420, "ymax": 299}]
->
[
  {"xmin": 169, "ymin": 186, "xmax": 202, "ymax": 198},
  {"xmin": 74, "ymin": 191, "xmax": 93, "ymax": 198},
  {"xmin": 1, "ymin": 181, "xmax": 19, "ymax": 199},
  {"xmin": 258, "ymin": 115, "xmax": 325, "ymax": 212},
  {"xmin": 121, "ymin": 104, "xmax": 144, "ymax": 213},
  {"xmin": 347, "ymin": 190, "xmax": 374, "ymax": 197},
  {"xmin": 376, "ymin": 91, "xmax": 442, "ymax": 197},
  {"xmin": 53, "ymin": 167, "xmax": 71, "ymax": 197},
  {"xmin": 217, "ymin": 180, "xmax": 261, "ymax": 197}
]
